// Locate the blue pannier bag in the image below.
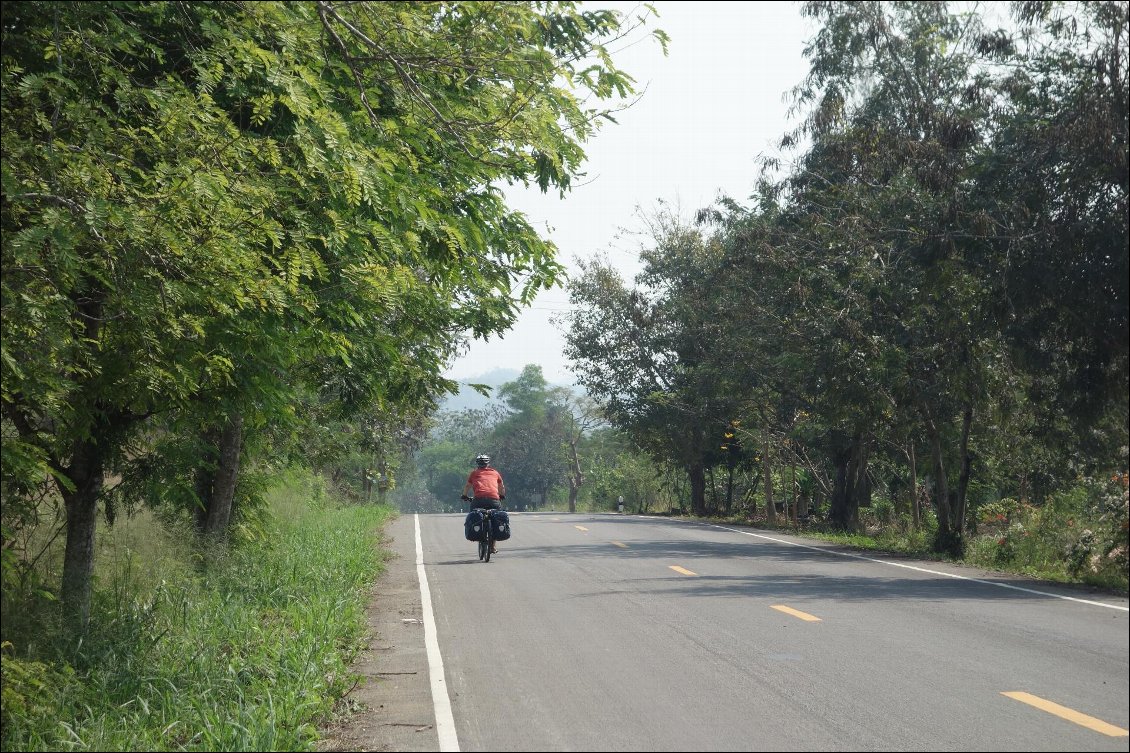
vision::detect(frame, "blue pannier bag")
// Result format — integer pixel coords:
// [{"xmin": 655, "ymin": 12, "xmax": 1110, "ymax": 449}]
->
[
  {"xmin": 490, "ymin": 509, "xmax": 511, "ymax": 541},
  {"xmin": 464, "ymin": 511, "xmax": 487, "ymax": 541}
]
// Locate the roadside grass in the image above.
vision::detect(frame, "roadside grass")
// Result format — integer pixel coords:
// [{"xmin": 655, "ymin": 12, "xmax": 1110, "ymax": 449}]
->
[
  {"xmin": 578, "ymin": 489, "xmax": 1127, "ymax": 595},
  {"xmin": 1, "ymin": 471, "xmax": 394, "ymax": 752},
  {"xmin": 715, "ymin": 500, "xmax": 1128, "ymax": 596}
]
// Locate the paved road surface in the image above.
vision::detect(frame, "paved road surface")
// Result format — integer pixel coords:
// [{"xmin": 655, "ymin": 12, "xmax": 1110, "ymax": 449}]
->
[{"xmin": 327, "ymin": 511, "xmax": 1129, "ymax": 753}]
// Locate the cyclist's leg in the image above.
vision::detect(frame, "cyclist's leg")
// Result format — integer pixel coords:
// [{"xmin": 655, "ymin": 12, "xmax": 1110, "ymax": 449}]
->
[
  {"xmin": 486, "ymin": 500, "xmax": 501, "ymax": 553},
  {"xmin": 472, "ymin": 499, "xmax": 501, "ymax": 553},
  {"xmin": 472, "ymin": 497, "xmax": 499, "ymax": 551},
  {"xmin": 471, "ymin": 502, "xmax": 490, "ymax": 559},
  {"xmin": 475, "ymin": 505, "xmax": 493, "ymax": 560}
]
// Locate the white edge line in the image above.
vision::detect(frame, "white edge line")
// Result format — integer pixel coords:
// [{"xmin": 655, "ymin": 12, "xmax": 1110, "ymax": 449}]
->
[
  {"xmin": 415, "ymin": 513, "xmax": 460, "ymax": 751},
  {"xmin": 637, "ymin": 515, "xmax": 1129, "ymax": 612}
]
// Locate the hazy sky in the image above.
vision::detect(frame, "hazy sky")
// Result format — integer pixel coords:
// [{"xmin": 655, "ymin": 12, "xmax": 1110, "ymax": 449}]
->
[{"xmin": 444, "ymin": 1, "xmax": 816, "ymax": 385}]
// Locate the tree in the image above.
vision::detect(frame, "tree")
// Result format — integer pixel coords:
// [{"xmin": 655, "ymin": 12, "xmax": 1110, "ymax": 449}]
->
[
  {"xmin": 562, "ymin": 393, "xmax": 605, "ymax": 513},
  {"xmin": 692, "ymin": 1, "xmax": 1014, "ymax": 545},
  {"xmin": 978, "ymin": 0, "xmax": 1128, "ymax": 464},
  {"xmin": 1, "ymin": 1, "xmax": 666, "ymax": 627},
  {"xmin": 565, "ymin": 208, "xmax": 746, "ymax": 515},
  {"xmin": 493, "ymin": 366, "xmax": 570, "ymax": 508},
  {"xmin": 701, "ymin": 0, "xmax": 1127, "ymax": 551}
]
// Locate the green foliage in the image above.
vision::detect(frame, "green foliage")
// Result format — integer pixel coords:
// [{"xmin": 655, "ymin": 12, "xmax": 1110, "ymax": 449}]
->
[
  {"xmin": 563, "ymin": 1, "xmax": 1127, "ymax": 556},
  {"xmin": 977, "ymin": 498, "xmax": 1023, "ymax": 526},
  {"xmin": 419, "ymin": 439, "xmax": 478, "ymax": 507},
  {"xmin": 0, "ymin": 474, "xmax": 392, "ymax": 752},
  {"xmin": 0, "ymin": 646, "xmax": 78, "ymax": 743},
  {"xmin": 865, "ymin": 497, "xmax": 897, "ymax": 528},
  {"xmin": 492, "ymin": 366, "xmax": 572, "ymax": 506},
  {"xmin": 565, "ymin": 208, "xmax": 744, "ymax": 515},
  {"xmin": 961, "ymin": 471, "xmax": 1129, "ymax": 592},
  {"xmin": 2, "ymin": 0, "xmax": 663, "ymax": 626},
  {"xmin": 412, "ymin": 366, "xmax": 578, "ymax": 510},
  {"xmin": 582, "ymin": 440, "xmax": 670, "ymax": 514}
]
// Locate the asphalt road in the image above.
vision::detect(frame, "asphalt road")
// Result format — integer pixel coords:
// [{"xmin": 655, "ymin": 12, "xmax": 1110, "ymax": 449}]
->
[{"xmin": 386, "ymin": 511, "xmax": 1129, "ymax": 752}]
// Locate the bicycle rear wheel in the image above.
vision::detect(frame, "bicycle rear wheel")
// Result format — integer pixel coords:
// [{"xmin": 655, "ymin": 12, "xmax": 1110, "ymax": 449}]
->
[{"xmin": 478, "ymin": 537, "xmax": 487, "ymax": 561}]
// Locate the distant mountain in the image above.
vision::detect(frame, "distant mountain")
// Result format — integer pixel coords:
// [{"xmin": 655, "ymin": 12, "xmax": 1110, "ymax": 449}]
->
[
  {"xmin": 459, "ymin": 367, "xmax": 524, "ymax": 389},
  {"xmin": 439, "ymin": 368, "xmax": 522, "ymax": 412},
  {"xmin": 439, "ymin": 368, "xmax": 581, "ymax": 412}
]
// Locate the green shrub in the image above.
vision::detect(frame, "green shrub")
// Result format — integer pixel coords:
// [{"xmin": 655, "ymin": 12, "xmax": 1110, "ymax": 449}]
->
[
  {"xmin": 0, "ymin": 647, "xmax": 80, "ymax": 746},
  {"xmin": 978, "ymin": 497, "xmax": 1021, "ymax": 526}
]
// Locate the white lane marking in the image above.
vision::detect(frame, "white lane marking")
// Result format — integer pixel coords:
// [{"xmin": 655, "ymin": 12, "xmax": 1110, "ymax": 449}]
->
[
  {"xmin": 637, "ymin": 516, "xmax": 1129, "ymax": 612},
  {"xmin": 415, "ymin": 514, "xmax": 460, "ymax": 751}
]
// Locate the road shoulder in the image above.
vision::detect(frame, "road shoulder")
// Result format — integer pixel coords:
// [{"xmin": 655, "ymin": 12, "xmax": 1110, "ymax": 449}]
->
[{"xmin": 317, "ymin": 513, "xmax": 439, "ymax": 752}]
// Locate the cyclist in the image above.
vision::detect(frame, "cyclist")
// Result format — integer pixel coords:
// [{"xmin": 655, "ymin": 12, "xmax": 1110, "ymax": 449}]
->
[{"xmin": 461, "ymin": 454, "xmax": 506, "ymax": 553}]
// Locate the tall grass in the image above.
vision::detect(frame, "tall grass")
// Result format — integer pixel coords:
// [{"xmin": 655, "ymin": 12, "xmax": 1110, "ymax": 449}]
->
[{"xmin": 1, "ymin": 471, "xmax": 394, "ymax": 751}]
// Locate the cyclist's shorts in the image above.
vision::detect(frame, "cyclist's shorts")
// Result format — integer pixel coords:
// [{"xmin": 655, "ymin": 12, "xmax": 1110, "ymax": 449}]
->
[{"xmin": 471, "ymin": 498, "xmax": 502, "ymax": 510}]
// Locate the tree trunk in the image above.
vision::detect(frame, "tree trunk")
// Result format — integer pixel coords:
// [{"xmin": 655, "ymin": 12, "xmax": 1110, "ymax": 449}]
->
[
  {"xmin": 926, "ymin": 407, "xmax": 962, "ymax": 554},
  {"xmin": 854, "ymin": 441, "xmax": 871, "ymax": 510},
  {"xmin": 790, "ymin": 455, "xmax": 797, "ymax": 524},
  {"xmin": 688, "ymin": 461, "xmax": 706, "ymax": 515},
  {"xmin": 377, "ymin": 470, "xmax": 388, "ymax": 504},
  {"xmin": 926, "ymin": 420, "xmax": 952, "ymax": 535},
  {"xmin": 60, "ymin": 437, "xmax": 105, "ymax": 630},
  {"xmin": 763, "ymin": 433, "xmax": 776, "ymax": 522},
  {"xmin": 56, "ymin": 291, "xmax": 111, "ymax": 630},
  {"xmin": 203, "ymin": 413, "xmax": 243, "ymax": 535},
  {"xmin": 567, "ymin": 435, "xmax": 583, "ymax": 513},
  {"xmin": 829, "ymin": 434, "xmax": 865, "ymax": 530},
  {"xmin": 708, "ymin": 465, "xmax": 719, "ymax": 515},
  {"xmin": 954, "ymin": 404, "xmax": 973, "ymax": 534},
  {"xmin": 195, "ymin": 414, "xmax": 244, "ymax": 536},
  {"xmin": 830, "ymin": 445, "xmax": 849, "ymax": 527},
  {"xmin": 909, "ymin": 441, "xmax": 919, "ymax": 530},
  {"xmin": 747, "ymin": 467, "xmax": 761, "ymax": 517}
]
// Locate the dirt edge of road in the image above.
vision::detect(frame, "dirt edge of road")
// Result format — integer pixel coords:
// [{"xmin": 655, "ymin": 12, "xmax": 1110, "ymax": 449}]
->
[{"xmin": 317, "ymin": 513, "xmax": 439, "ymax": 753}]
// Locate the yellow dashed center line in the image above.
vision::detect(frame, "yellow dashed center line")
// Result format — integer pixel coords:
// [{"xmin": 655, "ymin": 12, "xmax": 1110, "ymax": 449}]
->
[
  {"xmin": 669, "ymin": 565, "xmax": 697, "ymax": 576},
  {"xmin": 1002, "ymin": 692, "xmax": 1129, "ymax": 737},
  {"xmin": 574, "ymin": 525, "xmax": 588, "ymax": 532},
  {"xmin": 611, "ymin": 541, "xmax": 628, "ymax": 548},
  {"xmin": 771, "ymin": 605, "xmax": 822, "ymax": 622}
]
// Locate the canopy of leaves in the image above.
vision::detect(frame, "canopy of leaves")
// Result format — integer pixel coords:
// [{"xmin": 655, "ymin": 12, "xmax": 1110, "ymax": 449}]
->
[
  {"xmin": 563, "ymin": 1, "xmax": 1127, "ymax": 541},
  {"xmin": 1, "ymin": 0, "xmax": 663, "ymax": 503}
]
